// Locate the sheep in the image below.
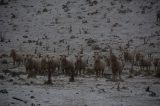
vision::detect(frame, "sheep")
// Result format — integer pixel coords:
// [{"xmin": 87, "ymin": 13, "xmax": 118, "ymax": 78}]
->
[
  {"xmin": 51, "ymin": 56, "xmax": 61, "ymax": 73},
  {"xmin": 119, "ymin": 46, "xmax": 135, "ymax": 64},
  {"xmin": 60, "ymin": 55, "xmax": 75, "ymax": 82},
  {"xmin": 123, "ymin": 49, "xmax": 134, "ymax": 63},
  {"xmin": 104, "ymin": 56, "xmax": 112, "ymax": 75},
  {"xmin": 93, "ymin": 53, "xmax": 106, "ymax": 77},
  {"xmin": 10, "ymin": 49, "xmax": 24, "ymax": 66},
  {"xmin": 46, "ymin": 57, "xmax": 58, "ymax": 84},
  {"xmin": 104, "ymin": 56, "xmax": 111, "ymax": 67},
  {"xmin": 75, "ymin": 54, "xmax": 87, "ymax": 76},
  {"xmin": 60, "ymin": 55, "xmax": 75, "ymax": 76},
  {"xmin": 25, "ymin": 55, "xmax": 42, "ymax": 78},
  {"xmin": 135, "ymin": 51, "xmax": 144, "ymax": 65},
  {"xmin": 25, "ymin": 56, "xmax": 37, "ymax": 78},
  {"xmin": 40, "ymin": 57, "xmax": 48, "ymax": 75},
  {"xmin": 109, "ymin": 49, "xmax": 124, "ymax": 81},
  {"xmin": 139, "ymin": 57, "xmax": 152, "ymax": 72}
]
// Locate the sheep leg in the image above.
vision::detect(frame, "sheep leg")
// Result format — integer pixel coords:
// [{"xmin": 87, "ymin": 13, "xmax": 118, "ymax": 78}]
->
[
  {"xmin": 113, "ymin": 74, "xmax": 115, "ymax": 81},
  {"xmin": 69, "ymin": 68, "xmax": 75, "ymax": 82},
  {"xmin": 13, "ymin": 60, "xmax": 15, "ymax": 65},
  {"xmin": 18, "ymin": 61, "xmax": 20, "ymax": 66},
  {"xmin": 83, "ymin": 68, "xmax": 86, "ymax": 75},
  {"xmin": 98, "ymin": 70, "xmax": 100, "ymax": 77},
  {"xmin": 112, "ymin": 71, "xmax": 116, "ymax": 81},
  {"xmin": 76, "ymin": 69, "xmax": 79, "ymax": 76},
  {"xmin": 119, "ymin": 73, "xmax": 122, "ymax": 81},
  {"xmin": 142, "ymin": 66, "xmax": 144, "ymax": 71},
  {"xmin": 79, "ymin": 69, "xmax": 81, "ymax": 76},
  {"xmin": 140, "ymin": 66, "xmax": 142, "ymax": 71},
  {"xmin": 63, "ymin": 69, "xmax": 66, "ymax": 75},
  {"xmin": 102, "ymin": 70, "xmax": 104, "ymax": 77},
  {"xmin": 96, "ymin": 70, "xmax": 98, "ymax": 77},
  {"xmin": 32, "ymin": 69, "xmax": 37, "ymax": 78},
  {"xmin": 155, "ymin": 66, "xmax": 157, "ymax": 73},
  {"xmin": 82, "ymin": 69, "xmax": 84, "ymax": 75},
  {"xmin": 27, "ymin": 69, "xmax": 33, "ymax": 78}
]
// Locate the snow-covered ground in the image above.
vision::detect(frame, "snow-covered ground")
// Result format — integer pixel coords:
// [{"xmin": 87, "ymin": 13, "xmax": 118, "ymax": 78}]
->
[
  {"xmin": 0, "ymin": 66, "xmax": 160, "ymax": 106},
  {"xmin": 0, "ymin": 0, "xmax": 160, "ymax": 106},
  {"xmin": 0, "ymin": 0, "xmax": 160, "ymax": 55}
]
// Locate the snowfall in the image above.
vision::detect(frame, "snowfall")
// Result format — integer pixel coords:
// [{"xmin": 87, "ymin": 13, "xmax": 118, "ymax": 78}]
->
[{"xmin": 0, "ymin": 0, "xmax": 160, "ymax": 106}]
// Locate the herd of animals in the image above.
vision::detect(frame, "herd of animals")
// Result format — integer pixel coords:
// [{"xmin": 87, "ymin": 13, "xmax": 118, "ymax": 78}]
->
[
  {"xmin": 6, "ymin": 45, "xmax": 160, "ymax": 82},
  {"xmin": 1, "ymin": 10, "xmax": 159, "ymax": 82}
]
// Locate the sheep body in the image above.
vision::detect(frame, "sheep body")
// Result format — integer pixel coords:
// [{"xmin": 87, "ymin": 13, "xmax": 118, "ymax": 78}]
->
[
  {"xmin": 93, "ymin": 55, "xmax": 106, "ymax": 77},
  {"xmin": 75, "ymin": 55, "xmax": 87, "ymax": 76}
]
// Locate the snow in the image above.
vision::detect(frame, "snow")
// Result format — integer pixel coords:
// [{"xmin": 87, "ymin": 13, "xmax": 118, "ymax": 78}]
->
[{"xmin": 0, "ymin": 74, "xmax": 160, "ymax": 106}]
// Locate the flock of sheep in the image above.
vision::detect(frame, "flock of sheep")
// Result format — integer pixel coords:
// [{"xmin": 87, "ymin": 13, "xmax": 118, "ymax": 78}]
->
[{"xmin": 9, "ymin": 46, "xmax": 160, "ymax": 82}]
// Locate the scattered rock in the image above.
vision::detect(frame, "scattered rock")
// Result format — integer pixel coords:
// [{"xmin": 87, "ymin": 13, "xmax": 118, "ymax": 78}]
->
[
  {"xmin": 30, "ymin": 81, "xmax": 34, "ymax": 84},
  {"xmin": 11, "ymin": 13, "xmax": 16, "ymax": 19},
  {"xmin": 23, "ymin": 35, "xmax": 28, "ymax": 38},
  {"xmin": 98, "ymin": 89, "xmax": 106, "ymax": 93},
  {"xmin": 85, "ymin": 38, "xmax": 96, "ymax": 46},
  {"xmin": 0, "ymin": 89, "xmax": 8, "ymax": 94},
  {"xmin": 8, "ymin": 79, "xmax": 14, "ymax": 82},
  {"xmin": 145, "ymin": 86, "xmax": 150, "ymax": 92},
  {"xmin": 121, "ymin": 86, "xmax": 129, "ymax": 90},
  {"xmin": 31, "ymin": 103, "xmax": 36, "ymax": 106},
  {"xmin": 24, "ymin": 82, "xmax": 30, "ymax": 86},
  {"xmin": 10, "ymin": 102, "xmax": 15, "ymax": 104},
  {"xmin": 10, "ymin": 71, "xmax": 20, "ymax": 77},
  {"xmin": 149, "ymin": 91, "xmax": 156, "ymax": 97},
  {"xmin": 30, "ymin": 96, "xmax": 35, "ymax": 99},
  {"xmin": 13, "ymin": 82, "xmax": 18, "ymax": 85},
  {"xmin": 43, "ymin": 8, "xmax": 48, "ymax": 12},
  {"xmin": 0, "ymin": 74, "xmax": 5, "ymax": 80},
  {"xmin": 2, "ymin": 69, "xmax": 10, "ymax": 74}
]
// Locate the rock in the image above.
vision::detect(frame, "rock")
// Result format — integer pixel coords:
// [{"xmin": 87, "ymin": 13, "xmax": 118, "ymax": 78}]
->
[
  {"xmin": 30, "ymin": 96, "xmax": 35, "ymax": 99},
  {"xmin": 0, "ymin": 89, "xmax": 8, "ymax": 94},
  {"xmin": 98, "ymin": 89, "xmax": 105, "ymax": 94},
  {"xmin": 30, "ymin": 81, "xmax": 34, "ymax": 84},
  {"xmin": 24, "ymin": 82, "xmax": 30, "ymax": 86},
  {"xmin": 121, "ymin": 86, "xmax": 128, "ymax": 90},
  {"xmin": 13, "ymin": 82, "xmax": 18, "ymax": 85},
  {"xmin": 0, "ymin": 74, "xmax": 5, "ymax": 80},
  {"xmin": 2, "ymin": 69, "xmax": 10, "ymax": 74},
  {"xmin": 8, "ymin": 79, "xmax": 14, "ymax": 82},
  {"xmin": 145, "ymin": 86, "xmax": 150, "ymax": 92},
  {"xmin": 10, "ymin": 102, "xmax": 15, "ymax": 104},
  {"xmin": 10, "ymin": 72, "xmax": 20, "ymax": 77},
  {"xmin": 149, "ymin": 91, "xmax": 156, "ymax": 97}
]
